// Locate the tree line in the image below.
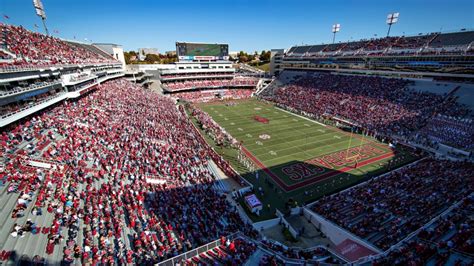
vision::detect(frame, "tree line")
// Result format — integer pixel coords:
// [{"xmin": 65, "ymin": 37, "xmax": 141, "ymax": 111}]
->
[{"xmin": 123, "ymin": 50, "xmax": 271, "ymax": 65}]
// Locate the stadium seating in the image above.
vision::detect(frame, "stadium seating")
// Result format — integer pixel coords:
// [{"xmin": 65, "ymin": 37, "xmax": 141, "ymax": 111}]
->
[
  {"xmin": 1, "ymin": 24, "xmax": 117, "ymax": 67},
  {"xmin": 0, "ymin": 78, "xmax": 257, "ymax": 264},
  {"xmin": 373, "ymin": 196, "xmax": 473, "ymax": 265},
  {"xmin": 0, "ymin": 79, "xmax": 61, "ymax": 97},
  {"xmin": 260, "ymin": 240, "xmax": 343, "ymax": 263},
  {"xmin": 417, "ymin": 114, "xmax": 474, "ymax": 150},
  {"xmin": 429, "ymin": 31, "xmax": 474, "ymax": 47},
  {"xmin": 184, "ymin": 237, "xmax": 256, "ymax": 265},
  {"xmin": 163, "ymin": 77, "xmax": 258, "ymax": 92},
  {"xmin": 263, "ymin": 73, "xmax": 470, "ymax": 138},
  {"xmin": 311, "ymin": 159, "xmax": 473, "ymax": 250},
  {"xmin": 0, "ymin": 90, "xmax": 65, "ymax": 119},
  {"xmin": 160, "ymin": 72, "xmax": 233, "ymax": 80},
  {"xmin": 286, "ymin": 31, "xmax": 473, "ymax": 57},
  {"xmin": 174, "ymin": 88, "xmax": 253, "ymax": 102},
  {"xmin": 1, "ymin": 20, "xmax": 472, "ymax": 265},
  {"xmin": 191, "ymin": 106, "xmax": 238, "ymax": 146}
]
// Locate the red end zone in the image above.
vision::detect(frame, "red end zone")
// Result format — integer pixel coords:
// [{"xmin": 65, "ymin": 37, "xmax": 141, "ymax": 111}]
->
[{"xmin": 241, "ymin": 144, "xmax": 395, "ymax": 192}]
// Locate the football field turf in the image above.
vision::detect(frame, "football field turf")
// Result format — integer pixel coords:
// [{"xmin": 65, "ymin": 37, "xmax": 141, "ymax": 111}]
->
[{"xmin": 195, "ymin": 99, "xmax": 414, "ymax": 219}]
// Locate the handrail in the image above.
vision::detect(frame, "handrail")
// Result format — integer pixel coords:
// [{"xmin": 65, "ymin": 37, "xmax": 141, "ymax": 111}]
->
[
  {"xmin": 0, "ymin": 62, "xmax": 122, "ymax": 73},
  {"xmin": 0, "ymin": 80, "xmax": 61, "ymax": 97},
  {"xmin": 156, "ymin": 232, "xmax": 241, "ymax": 265},
  {"xmin": 0, "ymin": 93, "xmax": 65, "ymax": 119}
]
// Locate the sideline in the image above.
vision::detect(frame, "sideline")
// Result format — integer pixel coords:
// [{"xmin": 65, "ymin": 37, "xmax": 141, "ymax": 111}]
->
[{"xmin": 275, "ymin": 107, "xmax": 327, "ymax": 127}]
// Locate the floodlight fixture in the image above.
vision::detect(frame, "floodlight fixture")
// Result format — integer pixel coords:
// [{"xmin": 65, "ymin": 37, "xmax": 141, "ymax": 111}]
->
[
  {"xmin": 386, "ymin": 12, "xmax": 399, "ymax": 37},
  {"xmin": 33, "ymin": 0, "xmax": 49, "ymax": 35},
  {"xmin": 332, "ymin": 23, "xmax": 341, "ymax": 44}
]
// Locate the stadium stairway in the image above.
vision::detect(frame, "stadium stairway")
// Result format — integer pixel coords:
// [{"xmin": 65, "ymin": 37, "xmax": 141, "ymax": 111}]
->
[
  {"xmin": 207, "ymin": 161, "xmax": 230, "ymax": 194},
  {"xmin": 243, "ymin": 249, "xmax": 266, "ymax": 266}
]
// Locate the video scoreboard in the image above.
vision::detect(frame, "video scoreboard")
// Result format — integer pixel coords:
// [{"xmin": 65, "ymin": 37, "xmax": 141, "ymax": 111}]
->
[{"xmin": 176, "ymin": 42, "xmax": 229, "ymax": 61}]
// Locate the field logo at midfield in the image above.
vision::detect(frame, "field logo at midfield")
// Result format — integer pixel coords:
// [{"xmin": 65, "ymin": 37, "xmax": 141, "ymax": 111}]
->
[
  {"xmin": 259, "ymin": 134, "xmax": 271, "ymax": 140},
  {"xmin": 282, "ymin": 163, "xmax": 324, "ymax": 180}
]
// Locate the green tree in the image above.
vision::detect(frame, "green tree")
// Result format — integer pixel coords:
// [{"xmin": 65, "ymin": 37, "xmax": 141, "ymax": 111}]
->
[
  {"xmin": 123, "ymin": 51, "xmax": 138, "ymax": 64},
  {"xmin": 260, "ymin": 50, "xmax": 271, "ymax": 62},
  {"xmin": 145, "ymin": 54, "xmax": 160, "ymax": 63}
]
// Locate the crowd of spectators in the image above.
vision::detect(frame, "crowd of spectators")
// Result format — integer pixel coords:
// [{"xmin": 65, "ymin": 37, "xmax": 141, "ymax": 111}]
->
[
  {"xmin": 0, "ymin": 79, "xmax": 61, "ymax": 97},
  {"xmin": 190, "ymin": 106, "xmax": 238, "ymax": 147},
  {"xmin": 164, "ymin": 77, "xmax": 258, "ymax": 92},
  {"xmin": 264, "ymin": 73, "xmax": 470, "ymax": 138},
  {"xmin": 418, "ymin": 196, "xmax": 473, "ymax": 255},
  {"xmin": 0, "ymin": 90, "xmax": 64, "ymax": 118},
  {"xmin": 1, "ymin": 24, "xmax": 117, "ymax": 67},
  {"xmin": 175, "ymin": 89, "xmax": 253, "ymax": 103},
  {"xmin": 0, "ymin": 78, "xmax": 257, "ymax": 264},
  {"xmin": 416, "ymin": 114, "xmax": 474, "ymax": 151},
  {"xmin": 312, "ymin": 159, "xmax": 473, "ymax": 250},
  {"xmin": 286, "ymin": 31, "xmax": 474, "ymax": 57},
  {"xmin": 373, "ymin": 196, "xmax": 473, "ymax": 265},
  {"xmin": 260, "ymin": 240, "xmax": 342, "ymax": 263},
  {"xmin": 391, "ymin": 34, "xmax": 434, "ymax": 50},
  {"xmin": 160, "ymin": 72, "xmax": 233, "ymax": 80},
  {"xmin": 185, "ymin": 237, "xmax": 256, "ymax": 265}
]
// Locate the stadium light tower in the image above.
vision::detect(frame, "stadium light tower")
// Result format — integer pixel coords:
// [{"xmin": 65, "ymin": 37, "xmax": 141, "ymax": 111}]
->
[
  {"xmin": 33, "ymin": 0, "xmax": 49, "ymax": 35},
  {"xmin": 332, "ymin": 23, "xmax": 340, "ymax": 44},
  {"xmin": 386, "ymin": 12, "xmax": 399, "ymax": 37}
]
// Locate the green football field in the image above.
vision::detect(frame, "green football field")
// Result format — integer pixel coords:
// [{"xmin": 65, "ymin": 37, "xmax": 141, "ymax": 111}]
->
[{"xmin": 196, "ymin": 99, "xmax": 415, "ymax": 220}]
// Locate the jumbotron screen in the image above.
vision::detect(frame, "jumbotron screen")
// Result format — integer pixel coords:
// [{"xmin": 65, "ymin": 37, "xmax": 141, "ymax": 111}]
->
[{"xmin": 176, "ymin": 42, "xmax": 229, "ymax": 61}]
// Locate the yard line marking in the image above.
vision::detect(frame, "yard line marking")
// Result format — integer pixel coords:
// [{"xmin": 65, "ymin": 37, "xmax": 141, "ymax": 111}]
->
[
  {"xmin": 252, "ymin": 133, "xmax": 348, "ymax": 157},
  {"xmin": 237, "ymin": 128, "xmax": 243, "ymax": 131},
  {"xmin": 334, "ymin": 135, "xmax": 341, "ymax": 139},
  {"xmin": 304, "ymin": 123, "xmax": 310, "ymax": 127}
]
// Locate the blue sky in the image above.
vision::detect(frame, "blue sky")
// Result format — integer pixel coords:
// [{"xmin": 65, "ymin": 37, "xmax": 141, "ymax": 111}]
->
[{"xmin": 2, "ymin": 0, "xmax": 473, "ymax": 53}]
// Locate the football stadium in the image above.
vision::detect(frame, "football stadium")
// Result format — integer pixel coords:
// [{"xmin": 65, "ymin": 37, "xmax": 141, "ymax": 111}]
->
[{"xmin": 0, "ymin": 0, "xmax": 473, "ymax": 265}]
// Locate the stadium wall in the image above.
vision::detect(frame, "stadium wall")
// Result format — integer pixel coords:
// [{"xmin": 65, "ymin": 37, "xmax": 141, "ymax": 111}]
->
[
  {"xmin": 303, "ymin": 208, "xmax": 381, "ymax": 260},
  {"xmin": 252, "ymin": 217, "xmax": 280, "ymax": 231}
]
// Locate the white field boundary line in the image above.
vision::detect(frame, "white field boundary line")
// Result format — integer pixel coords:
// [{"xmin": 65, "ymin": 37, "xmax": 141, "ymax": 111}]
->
[
  {"xmin": 209, "ymin": 103, "xmax": 368, "ymax": 165},
  {"xmin": 275, "ymin": 107, "xmax": 327, "ymax": 127},
  {"xmin": 249, "ymin": 131, "xmax": 337, "ymax": 155},
  {"xmin": 261, "ymin": 137, "xmax": 370, "ymax": 165}
]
